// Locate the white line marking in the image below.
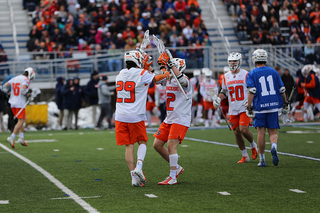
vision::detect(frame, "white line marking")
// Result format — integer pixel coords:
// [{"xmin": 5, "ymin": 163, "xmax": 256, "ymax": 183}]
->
[
  {"xmin": 217, "ymin": 192, "xmax": 231, "ymax": 195},
  {"xmin": 145, "ymin": 194, "xmax": 158, "ymax": 198},
  {"xmin": 79, "ymin": 132, "xmax": 84, "ymax": 135},
  {"xmin": 181, "ymin": 145, "xmax": 188, "ymax": 147},
  {"xmin": 53, "ymin": 149, "xmax": 60, "ymax": 152},
  {"xmin": 182, "ymin": 137, "xmax": 320, "ymax": 162},
  {"xmin": 306, "ymin": 141, "xmax": 314, "ymax": 143},
  {"xmin": 52, "ymin": 196, "xmax": 101, "ymax": 200},
  {"xmin": 289, "ymin": 189, "xmax": 306, "ymax": 193},
  {"xmin": 265, "ymin": 142, "xmax": 271, "ymax": 144},
  {"xmin": 0, "ymin": 143, "xmax": 99, "ymax": 213},
  {"xmin": 26, "ymin": 139, "xmax": 57, "ymax": 143},
  {"xmin": 0, "ymin": 200, "xmax": 9, "ymax": 204},
  {"xmin": 97, "ymin": 148, "xmax": 104, "ymax": 150},
  {"xmin": 286, "ymin": 130, "xmax": 320, "ymax": 134},
  {"xmin": 48, "ymin": 134, "xmax": 53, "ymax": 136}
]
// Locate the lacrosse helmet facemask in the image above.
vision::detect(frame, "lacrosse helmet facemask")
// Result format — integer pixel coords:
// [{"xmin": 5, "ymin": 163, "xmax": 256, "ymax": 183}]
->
[
  {"xmin": 24, "ymin": 67, "xmax": 35, "ymax": 81},
  {"xmin": 124, "ymin": 50, "xmax": 143, "ymax": 68},
  {"xmin": 228, "ymin": 52, "xmax": 242, "ymax": 72}
]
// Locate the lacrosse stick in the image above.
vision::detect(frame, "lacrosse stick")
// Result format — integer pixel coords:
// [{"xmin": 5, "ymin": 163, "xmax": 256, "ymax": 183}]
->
[
  {"xmin": 14, "ymin": 88, "xmax": 41, "ymax": 119},
  {"xmin": 206, "ymin": 88, "xmax": 231, "ymax": 130},
  {"xmin": 279, "ymin": 86, "xmax": 296, "ymax": 124},
  {"xmin": 153, "ymin": 35, "xmax": 189, "ymax": 100},
  {"xmin": 138, "ymin": 30, "xmax": 150, "ymax": 56}
]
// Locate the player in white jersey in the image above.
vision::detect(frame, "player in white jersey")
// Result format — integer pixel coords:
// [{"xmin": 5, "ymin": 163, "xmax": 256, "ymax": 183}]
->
[
  {"xmin": 200, "ymin": 69, "xmax": 219, "ymax": 127},
  {"xmin": 3, "ymin": 67, "xmax": 35, "ymax": 149},
  {"xmin": 213, "ymin": 52, "xmax": 257, "ymax": 163},
  {"xmin": 115, "ymin": 50, "xmax": 170, "ymax": 187},
  {"xmin": 190, "ymin": 69, "xmax": 201, "ymax": 126},
  {"xmin": 153, "ymin": 50, "xmax": 192, "ymax": 185},
  {"xmin": 155, "ymin": 83, "xmax": 167, "ymax": 123}
]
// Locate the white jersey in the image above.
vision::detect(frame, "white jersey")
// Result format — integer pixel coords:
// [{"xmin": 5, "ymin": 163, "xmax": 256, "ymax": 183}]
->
[
  {"xmin": 115, "ymin": 68, "xmax": 155, "ymax": 123},
  {"xmin": 200, "ymin": 78, "xmax": 218, "ymax": 101},
  {"xmin": 190, "ymin": 76, "xmax": 200, "ymax": 92},
  {"xmin": 164, "ymin": 76, "xmax": 192, "ymax": 127},
  {"xmin": 155, "ymin": 84, "xmax": 166, "ymax": 105},
  {"xmin": 8, "ymin": 75, "xmax": 30, "ymax": 108},
  {"xmin": 222, "ymin": 69, "xmax": 248, "ymax": 115}
]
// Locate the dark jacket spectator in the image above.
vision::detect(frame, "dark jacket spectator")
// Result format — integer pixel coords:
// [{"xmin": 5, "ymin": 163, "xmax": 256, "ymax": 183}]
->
[
  {"xmin": 62, "ymin": 78, "xmax": 77, "ymax": 110},
  {"xmin": 281, "ymin": 69, "xmax": 295, "ymax": 99},
  {"xmin": 73, "ymin": 76, "xmax": 86, "ymax": 129},
  {"xmin": 55, "ymin": 77, "xmax": 65, "ymax": 110},
  {"xmin": 85, "ymin": 70, "xmax": 100, "ymax": 105}
]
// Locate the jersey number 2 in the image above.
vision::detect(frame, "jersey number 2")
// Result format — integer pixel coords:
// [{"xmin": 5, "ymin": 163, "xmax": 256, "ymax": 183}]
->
[
  {"xmin": 116, "ymin": 81, "xmax": 135, "ymax": 103},
  {"xmin": 166, "ymin": 93, "xmax": 175, "ymax": 111},
  {"xmin": 12, "ymin": 83, "xmax": 20, "ymax": 96},
  {"xmin": 259, "ymin": 75, "xmax": 276, "ymax": 96}
]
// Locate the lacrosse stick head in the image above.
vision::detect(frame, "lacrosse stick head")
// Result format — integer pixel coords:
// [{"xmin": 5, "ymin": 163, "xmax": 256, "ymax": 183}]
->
[
  {"xmin": 140, "ymin": 30, "xmax": 150, "ymax": 50},
  {"xmin": 206, "ymin": 87, "xmax": 218, "ymax": 100},
  {"xmin": 153, "ymin": 35, "xmax": 165, "ymax": 54},
  {"xmin": 279, "ymin": 111, "xmax": 292, "ymax": 124}
]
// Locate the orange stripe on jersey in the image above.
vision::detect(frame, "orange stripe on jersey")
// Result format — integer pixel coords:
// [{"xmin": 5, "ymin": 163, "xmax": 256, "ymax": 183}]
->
[{"xmin": 140, "ymin": 69, "xmax": 147, "ymax": 76}]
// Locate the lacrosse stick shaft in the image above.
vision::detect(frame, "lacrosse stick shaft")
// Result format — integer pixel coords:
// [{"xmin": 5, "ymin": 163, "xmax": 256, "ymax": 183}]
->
[
  {"xmin": 170, "ymin": 69, "xmax": 189, "ymax": 100},
  {"xmin": 13, "ymin": 99, "xmax": 30, "ymax": 119},
  {"xmin": 288, "ymin": 86, "xmax": 296, "ymax": 102},
  {"xmin": 219, "ymin": 106, "xmax": 231, "ymax": 131}
]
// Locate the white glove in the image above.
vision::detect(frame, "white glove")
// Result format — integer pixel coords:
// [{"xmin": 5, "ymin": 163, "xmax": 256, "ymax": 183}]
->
[
  {"xmin": 281, "ymin": 102, "xmax": 290, "ymax": 115},
  {"xmin": 246, "ymin": 106, "xmax": 255, "ymax": 118},
  {"xmin": 213, "ymin": 97, "xmax": 221, "ymax": 108}
]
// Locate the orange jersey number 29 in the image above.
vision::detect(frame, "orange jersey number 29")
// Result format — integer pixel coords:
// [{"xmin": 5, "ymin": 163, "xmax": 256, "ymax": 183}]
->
[{"xmin": 116, "ymin": 81, "xmax": 136, "ymax": 103}]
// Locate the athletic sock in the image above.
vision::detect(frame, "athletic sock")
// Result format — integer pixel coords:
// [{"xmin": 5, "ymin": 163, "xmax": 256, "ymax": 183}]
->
[
  {"xmin": 260, "ymin": 154, "xmax": 265, "ymax": 162},
  {"xmin": 136, "ymin": 160, "xmax": 143, "ymax": 170},
  {"xmin": 271, "ymin": 143, "xmax": 277, "ymax": 151},
  {"xmin": 241, "ymin": 149, "xmax": 248, "ymax": 157},
  {"xmin": 137, "ymin": 144, "xmax": 147, "ymax": 162},
  {"xmin": 250, "ymin": 140, "xmax": 256, "ymax": 149},
  {"xmin": 169, "ymin": 154, "xmax": 178, "ymax": 179},
  {"xmin": 19, "ymin": 132, "xmax": 24, "ymax": 139},
  {"xmin": 170, "ymin": 170, "xmax": 176, "ymax": 179},
  {"xmin": 11, "ymin": 133, "xmax": 16, "ymax": 140}
]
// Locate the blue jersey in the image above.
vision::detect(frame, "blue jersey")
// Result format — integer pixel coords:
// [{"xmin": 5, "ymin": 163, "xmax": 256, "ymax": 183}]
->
[{"xmin": 246, "ymin": 66, "xmax": 284, "ymax": 113}]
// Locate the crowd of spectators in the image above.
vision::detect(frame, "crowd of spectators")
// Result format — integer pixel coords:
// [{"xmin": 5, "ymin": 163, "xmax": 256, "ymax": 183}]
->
[
  {"xmin": 227, "ymin": 0, "xmax": 320, "ymax": 64},
  {"xmin": 25, "ymin": 0, "xmax": 210, "ymax": 69}
]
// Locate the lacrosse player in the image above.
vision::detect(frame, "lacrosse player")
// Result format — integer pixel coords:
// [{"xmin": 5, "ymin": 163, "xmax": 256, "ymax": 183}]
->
[
  {"xmin": 199, "ymin": 69, "xmax": 219, "ymax": 127},
  {"xmin": 298, "ymin": 65, "xmax": 320, "ymax": 122},
  {"xmin": 246, "ymin": 49, "xmax": 288, "ymax": 167},
  {"xmin": 3, "ymin": 67, "xmax": 36, "ymax": 148},
  {"xmin": 291, "ymin": 68, "xmax": 306, "ymax": 122},
  {"xmin": 213, "ymin": 52, "xmax": 257, "ymax": 163},
  {"xmin": 190, "ymin": 69, "xmax": 201, "ymax": 126},
  {"xmin": 115, "ymin": 50, "xmax": 170, "ymax": 187},
  {"xmin": 153, "ymin": 50, "xmax": 192, "ymax": 185}
]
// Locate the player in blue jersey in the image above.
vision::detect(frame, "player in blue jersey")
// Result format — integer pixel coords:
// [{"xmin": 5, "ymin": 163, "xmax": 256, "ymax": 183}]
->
[{"xmin": 246, "ymin": 49, "xmax": 289, "ymax": 167}]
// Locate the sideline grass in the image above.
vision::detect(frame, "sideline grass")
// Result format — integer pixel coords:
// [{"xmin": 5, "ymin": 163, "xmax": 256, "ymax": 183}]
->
[{"xmin": 0, "ymin": 126, "xmax": 320, "ymax": 212}]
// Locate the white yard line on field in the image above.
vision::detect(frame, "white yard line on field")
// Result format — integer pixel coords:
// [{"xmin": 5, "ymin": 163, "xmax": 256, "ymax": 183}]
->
[
  {"xmin": 52, "ymin": 196, "xmax": 101, "ymax": 200},
  {"xmin": 26, "ymin": 139, "xmax": 57, "ymax": 143},
  {"xmin": 0, "ymin": 143, "xmax": 99, "ymax": 213},
  {"xmin": 0, "ymin": 200, "xmax": 9, "ymax": 204}
]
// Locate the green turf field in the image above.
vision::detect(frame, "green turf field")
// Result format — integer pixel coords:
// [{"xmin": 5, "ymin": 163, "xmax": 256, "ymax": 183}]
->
[{"xmin": 0, "ymin": 125, "xmax": 320, "ymax": 213}]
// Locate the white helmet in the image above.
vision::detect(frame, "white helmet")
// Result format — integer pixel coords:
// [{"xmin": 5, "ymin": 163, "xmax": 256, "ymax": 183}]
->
[
  {"xmin": 302, "ymin": 64, "xmax": 314, "ymax": 77},
  {"xmin": 24, "ymin": 67, "xmax": 35, "ymax": 81},
  {"xmin": 124, "ymin": 50, "xmax": 143, "ymax": 68},
  {"xmin": 252, "ymin": 49, "xmax": 268, "ymax": 64},
  {"xmin": 202, "ymin": 67, "xmax": 210, "ymax": 75},
  {"xmin": 228, "ymin": 52, "xmax": 242, "ymax": 72},
  {"xmin": 205, "ymin": 69, "xmax": 212, "ymax": 78},
  {"xmin": 173, "ymin": 58, "xmax": 186, "ymax": 72},
  {"xmin": 193, "ymin": 69, "xmax": 201, "ymax": 76}
]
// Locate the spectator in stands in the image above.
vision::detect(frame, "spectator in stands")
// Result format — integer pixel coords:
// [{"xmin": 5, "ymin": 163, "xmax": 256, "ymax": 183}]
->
[
  {"xmin": 182, "ymin": 25, "xmax": 193, "ymax": 40},
  {"xmin": 279, "ymin": 3, "xmax": 289, "ymax": 27},
  {"xmin": 267, "ymin": 33, "xmax": 279, "ymax": 45},
  {"xmin": 147, "ymin": 18, "xmax": 159, "ymax": 36},
  {"xmin": 281, "ymin": 68, "xmax": 295, "ymax": 99},
  {"xmin": 85, "ymin": 70, "xmax": 100, "ymax": 127},
  {"xmin": 159, "ymin": 20, "xmax": 171, "ymax": 35},
  {"xmin": 299, "ymin": 9, "xmax": 310, "ymax": 25},
  {"xmin": 287, "ymin": 9, "xmax": 299, "ymax": 27},
  {"xmin": 64, "ymin": 29, "xmax": 78, "ymax": 49},
  {"xmin": 78, "ymin": 40, "xmax": 92, "ymax": 56},
  {"xmin": 73, "ymin": 76, "xmax": 86, "ymax": 130},
  {"xmin": 269, "ymin": 22, "xmax": 281, "ymax": 35},
  {"xmin": 289, "ymin": 33, "xmax": 303, "ymax": 61},
  {"xmin": 304, "ymin": 39, "xmax": 315, "ymax": 64},
  {"xmin": 101, "ymin": 31, "xmax": 114, "ymax": 50},
  {"xmin": 62, "ymin": 78, "xmax": 76, "ymax": 130},
  {"xmin": 55, "ymin": 77, "xmax": 65, "ymax": 128},
  {"xmin": 115, "ymin": 33, "xmax": 126, "ymax": 49},
  {"xmin": 164, "ymin": 0, "xmax": 174, "ymax": 11},
  {"xmin": 95, "ymin": 75, "xmax": 115, "ymax": 130},
  {"xmin": 88, "ymin": 23, "xmax": 97, "ymax": 44},
  {"xmin": 108, "ymin": 43, "xmax": 121, "ymax": 71},
  {"xmin": 140, "ymin": 12, "xmax": 151, "ymax": 29},
  {"xmin": 310, "ymin": 4, "xmax": 320, "ymax": 25},
  {"xmin": 275, "ymin": 66, "xmax": 282, "ymax": 76},
  {"xmin": 259, "ymin": 0, "xmax": 271, "ymax": 18},
  {"xmin": 166, "ymin": 14, "xmax": 177, "ymax": 28},
  {"xmin": 237, "ymin": 4, "xmax": 248, "ymax": 18},
  {"xmin": 122, "ymin": 26, "xmax": 136, "ymax": 40},
  {"xmin": 237, "ymin": 20, "xmax": 248, "ymax": 41},
  {"xmin": 0, "ymin": 48, "xmax": 9, "ymax": 75},
  {"xmin": 124, "ymin": 37, "xmax": 136, "ymax": 50},
  {"xmin": 252, "ymin": 28, "xmax": 267, "ymax": 44},
  {"xmin": 228, "ymin": 0, "xmax": 240, "ymax": 18},
  {"xmin": 35, "ymin": 41, "xmax": 49, "ymax": 60},
  {"xmin": 260, "ymin": 16, "xmax": 269, "ymax": 31}
]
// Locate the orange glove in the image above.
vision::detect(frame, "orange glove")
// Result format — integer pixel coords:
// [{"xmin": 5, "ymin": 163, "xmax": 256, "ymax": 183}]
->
[
  {"xmin": 143, "ymin": 54, "xmax": 153, "ymax": 69},
  {"xmin": 157, "ymin": 52, "xmax": 170, "ymax": 66}
]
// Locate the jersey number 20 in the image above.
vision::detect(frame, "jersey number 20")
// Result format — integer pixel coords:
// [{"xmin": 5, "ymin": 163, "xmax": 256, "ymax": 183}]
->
[{"xmin": 116, "ymin": 81, "xmax": 135, "ymax": 103}]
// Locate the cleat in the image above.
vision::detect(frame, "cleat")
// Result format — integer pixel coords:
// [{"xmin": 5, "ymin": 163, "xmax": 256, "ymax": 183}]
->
[
  {"xmin": 251, "ymin": 147, "xmax": 258, "ymax": 160},
  {"xmin": 176, "ymin": 166, "xmax": 184, "ymax": 178},
  {"xmin": 17, "ymin": 138, "xmax": 28, "ymax": 146},
  {"xmin": 237, "ymin": 156, "xmax": 250, "ymax": 163},
  {"xmin": 158, "ymin": 176, "xmax": 177, "ymax": 185},
  {"xmin": 257, "ymin": 161, "xmax": 266, "ymax": 167},
  {"xmin": 133, "ymin": 167, "xmax": 146, "ymax": 184},
  {"xmin": 271, "ymin": 147, "xmax": 279, "ymax": 166},
  {"xmin": 7, "ymin": 137, "xmax": 15, "ymax": 149},
  {"xmin": 132, "ymin": 178, "xmax": 144, "ymax": 187}
]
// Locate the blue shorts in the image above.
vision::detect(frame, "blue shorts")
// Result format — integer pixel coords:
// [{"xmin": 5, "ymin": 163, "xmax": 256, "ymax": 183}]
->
[{"xmin": 254, "ymin": 112, "xmax": 280, "ymax": 129}]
